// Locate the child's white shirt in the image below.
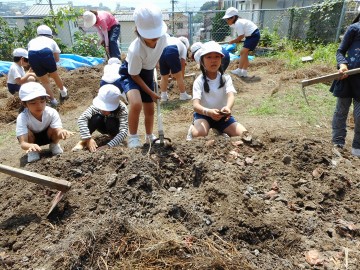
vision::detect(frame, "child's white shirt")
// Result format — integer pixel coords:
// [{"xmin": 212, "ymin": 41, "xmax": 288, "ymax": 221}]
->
[
  {"xmin": 192, "ymin": 73, "xmax": 236, "ymax": 109},
  {"xmin": 166, "ymin": 36, "xmax": 187, "ymax": 60},
  {"xmin": 126, "ymin": 35, "xmax": 167, "ymax": 75},
  {"xmin": 28, "ymin": 36, "xmax": 61, "ymax": 53},
  {"xmin": 231, "ymin": 19, "xmax": 257, "ymax": 37},
  {"xmin": 7, "ymin": 63, "xmax": 25, "ymax": 84},
  {"xmin": 16, "ymin": 106, "xmax": 62, "ymax": 137},
  {"xmin": 101, "ymin": 63, "xmax": 121, "ymax": 83}
]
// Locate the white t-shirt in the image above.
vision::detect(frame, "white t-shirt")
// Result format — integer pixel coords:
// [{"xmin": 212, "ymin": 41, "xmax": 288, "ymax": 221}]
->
[
  {"xmin": 28, "ymin": 36, "xmax": 61, "ymax": 53},
  {"xmin": 16, "ymin": 106, "xmax": 62, "ymax": 137},
  {"xmin": 231, "ymin": 19, "xmax": 258, "ymax": 37},
  {"xmin": 101, "ymin": 63, "xmax": 121, "ymax": 83},
  {"xmin": 125, "ymin": 35, "xmax": 167, "ymax": 75},
  {"xmin": 7, "ymin": 63, "xmax": 25, "ymax": 84},
  {"xmin": 192, "ymin": 73, "xmax": 236, "ymax": 109},
  {"xmin": 167, "ymin": 36, "xmax": 187, "ymax": 60}
]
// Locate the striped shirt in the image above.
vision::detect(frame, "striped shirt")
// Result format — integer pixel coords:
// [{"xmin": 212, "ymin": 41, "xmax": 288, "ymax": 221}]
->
[{"xmin": 78, "ymin": 102, "xmax": 128, "ymax": 147}]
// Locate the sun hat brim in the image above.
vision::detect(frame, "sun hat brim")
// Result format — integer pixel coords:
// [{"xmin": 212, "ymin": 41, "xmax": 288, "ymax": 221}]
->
[
  {"xmin": 93, "ymin": 96, "xmax": 118, "ymax": 111},
  {"xmin": 83, "ymin": 12, "xmax": 97, "ymax": 28}
]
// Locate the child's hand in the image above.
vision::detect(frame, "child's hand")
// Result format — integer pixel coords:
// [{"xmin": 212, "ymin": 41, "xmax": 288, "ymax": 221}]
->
[
  {"xmin": 59, "ymin": 129, "xmax": 74, "ymax": 140},
  {"xmin": 26, "ymin": 144, "xmax": 41, "ymax": 153},
  {"xmin": 339, "ymin": 64, "xmax": 348, "ymax": 80},
  {"xmin": 86, "ymin": 138, "xmax": 98, "ymax": 152},
  {"xmin": 209, "ymin": 109, "xmax": 223, "ymax": 121},
  {"xmin": 151, "ymin": 92, "xmax": 161, "ymax": 101},
  {"xmin": 220, "ymin": 107, "xmax": 231, "ymax": 121}
]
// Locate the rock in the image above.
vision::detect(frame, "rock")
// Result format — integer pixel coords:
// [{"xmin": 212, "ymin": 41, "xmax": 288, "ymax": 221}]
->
[
  {"xmin": 282, "ymin": 155, "xmax": 291, "ymax": 165},
  {"xmin": 12, "ymin": 241, "xmax": 23, "ymax": 251}
]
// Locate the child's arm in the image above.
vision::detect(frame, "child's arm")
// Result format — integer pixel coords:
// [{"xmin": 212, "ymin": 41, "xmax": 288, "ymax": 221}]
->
[
  {"xmin": 53, "ymin": 128, "xmax": 73, "ymax": 140},
  {"xmin": 193, "ymin": 99, "xmax": 222, "ymax": 121},
  {"xmin": 131, "ymin": 75, "xmax": 160, "ymax": 101},
  {"xmin": 53, "ymin": 52, "xmax": 60, "ymax": 62},
  {"xmin": 106, "ymin": 103, "xmax": 128, "ymax": 149},
  {"xmin": 14, "ymin": 72, "xmax": 36, "ymax": 85},
  {"xmin": 228, "ymin": 34, "xmax": 245, "ymax": 44},
  {"xmin": 17, "ymin": 134, "xmax": 41, "ymax": 152}
]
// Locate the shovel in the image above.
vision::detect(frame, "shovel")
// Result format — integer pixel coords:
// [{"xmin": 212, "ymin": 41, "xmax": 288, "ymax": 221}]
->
[
  {"xmin": 0, "ymin": 164, "xmax": 71, "ymax": 216},
  {"xmin": 153, "ymin": 68, "xmax": 171, "ymax": 146},
  {"xmin": 301, "ymin": 67, "xmax": 360, "ymax": 105}
]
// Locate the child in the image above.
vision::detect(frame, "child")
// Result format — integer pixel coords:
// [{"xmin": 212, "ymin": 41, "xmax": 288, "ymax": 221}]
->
[
  {"xmin": 16, "ymin": 82, "xmax": 73, "ymax": 163},
  {"xmin": 100, "ymin": 57, "xmax": 122, "ymax": 90},
  {"xmin": 223, "ymin": 7, "xmax": 260, "ymax": 77},
  {"xmin": 159, "ymin": 36, "xmax": 192, "ymax": 101},
  {"xmin": 330, "ymin": 11, "xmax": 360, "ymax": 156},
  {"xmin": 7, "ymin": 48, "xmax": 36, "ymax": 95},
  {"xmin": 190, "ymin": 41, "xmax": 230, "ymax": 71},
  {"xmin": 83, "ymin": 10, "xmax": 121, "ymax": 59},
  {"xmin": 28, "ymin": 25, "xmax": 68, "ymax": 106},
  {"xmin": 187, "ymin": 41, "xmax": 248, "ymax": 140},
  {"xmin": 118, "ymin": 5, "xmax": 168, "ymax": 148},
  {"xmin": 72, "ymin": 84, "xmax": 128, "ymax": 152}
]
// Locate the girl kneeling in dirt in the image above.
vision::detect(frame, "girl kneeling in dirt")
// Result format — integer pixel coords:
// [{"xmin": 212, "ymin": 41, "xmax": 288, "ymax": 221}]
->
[
  {"xmin": 72, "ymin": 85, "xmax": 128, "ymax": 152},
  {"xmin": 118, "ymin": 5, "xmax": 168, "ymax": 148},
  {"xmin": 16, "ymin": 82, "xmax": 73, "ymax": 163},
  {"xmin": 187, "ymin": 41, "xmax": 248, "ymax": 140}
]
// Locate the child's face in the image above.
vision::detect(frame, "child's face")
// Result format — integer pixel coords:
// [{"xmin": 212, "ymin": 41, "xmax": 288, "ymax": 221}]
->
[
  {"xmin": 21, "ymin": 57, "xmax": 30, "ymax": 68},
  {"xmin": 225, "ymin": 17, "xmax": 234, "ymax": 26},
  {"xmin": 25, "ymin": 97, "xmax": 47, "ymax": 117},
  {"xmin": 202, "ymin": 52, "xmax": 222, "ymax": 72},
  {"xmin": 143, "ymin": 37, "xmax": 160, "ymax": 48}
]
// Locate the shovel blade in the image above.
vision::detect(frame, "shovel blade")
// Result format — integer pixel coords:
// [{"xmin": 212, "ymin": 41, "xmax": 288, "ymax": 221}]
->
[{"xmin": 47, "ymin": 191, "xmax": 65, "ymax": 217}]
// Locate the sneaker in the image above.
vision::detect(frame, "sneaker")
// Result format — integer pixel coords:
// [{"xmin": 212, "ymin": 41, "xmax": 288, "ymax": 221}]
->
[
  {"xmin": 128, "ymin": 135, "xmax": 142, "ymax": 148},
  {"xmin": 59, "ymin": 87, "xmax": 68, "ymax": 102},
  {"xmin": 351, "ymin": 147, "xmax": 360, "ymax": 157},
  {"xmin": 230, "ymin": 68, "xmax": 242, "ymax": 77},
  {"xmin": 241, "ymin": 70, "xmax": 248, "ymax": 78},
  {"xmin": 179, "ymin": 92, "xmax": 192, "ymax": 101},
  {"xmin": 186, "ymin": 126, "xmax": 193, "ymax": 141},
  {"xmin": 161, "ymin": 92, "xmax": 169, "ymax": 102},
  {"xmin": 27, "ymin": 151, "xmax": 40, "ymax": 163},
  {"xmin": 49, "ymin": 143, "xmax": 63, "ymax": 155},
  {"xmin": 50, "ymin": 98, "xmax": 59, "ymax": 107},
  {"xmin": 145, "ymin": 134, "xmax": 157, "ymax": 144}
]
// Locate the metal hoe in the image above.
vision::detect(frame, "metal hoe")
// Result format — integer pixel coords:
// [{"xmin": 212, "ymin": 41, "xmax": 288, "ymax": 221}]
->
[
  {"xmin": 301, "ymin": 67, "xmax": 360, "ymax": 105},
  {"xmin": 0, "ymin": 164, "xmax": 71, "ymax": 216}
]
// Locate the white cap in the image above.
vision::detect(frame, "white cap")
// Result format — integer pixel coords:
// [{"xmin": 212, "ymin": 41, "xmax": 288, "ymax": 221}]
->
[
  {"xmin": 190, "ymin": 42, "xmax": 203, "ymax": 54},
  {"xmin": 19, "ymin": 82, "xmax": 49, "ymax": 101},
  {"xmin": 194, "ymin": 49, "xmax": 202, "ymax": 64},
  {"xmin": 93, "ymin": 85, "xmax": 121, "ymax": 111},
  {"xmin": 37, "ymin": 25, "xmax": 52, "ymax": 36},
  {"xmin": 83, "ymin": 11, "xmax": 96, "ymax": 28},
  {"xmin": 178, "ymin": 36, "xmax": 190, "ymax": 49},
  {"xmin": 108, "ymin": 57, "xmax": 121, "ymax": 65},
  {"xmin": 222, "ymin": 7, "xmax": 238, "ymax": 19},
  {"xmin": 195, "ymin": 41, "xmax": 224, "ymax": 64},
  {"xmin": 133, "ymin": 5, "xmax": 167, "ymax": 39},
  {"xmin": 13, "ymin": 48, "xmax": 28, "ymax": 58}
]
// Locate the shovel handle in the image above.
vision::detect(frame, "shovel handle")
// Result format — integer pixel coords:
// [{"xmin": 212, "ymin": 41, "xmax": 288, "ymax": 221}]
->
[{"xmin": 301, "ymin": 67, "xmax": 360, "ymax": 87}]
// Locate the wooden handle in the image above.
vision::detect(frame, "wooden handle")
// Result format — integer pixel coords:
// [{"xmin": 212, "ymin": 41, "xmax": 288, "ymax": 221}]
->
[
  {"xmin": 0, "ymin": 164, "xmax": 71, "ymax": 192},
  {"xmin": 301, "ymin": 67, "xmax": 360, "ymax": 87}
]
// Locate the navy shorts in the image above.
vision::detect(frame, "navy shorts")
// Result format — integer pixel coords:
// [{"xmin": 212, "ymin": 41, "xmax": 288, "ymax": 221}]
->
[
  {"xmin": 119, "ymin": 61, "xmax": 154, "ymax": 103},
  {"xmin": 33, "ymin": 127, "xmax": 51, "ymax": 146},
  {"xmin": 28, "ymin": 48, "xmax": 57, "ymax": 77},
  {"xmin": 7, "ymin": 83, "xmax": 20, "ymax": 95},
  {"xmin": 100, "ymin": 79, "xmax": 124, "ymax": 93},
  {"xmin": 159, "ymin": 45, "xmax": 181, "ymax": 75},
  {"xmin": 193, "ymin": 112, "xmax": 236, "ymax": 133},
  {"xmin": 244, "ymin": 29, "xmax": 260, "ymax": 51}
]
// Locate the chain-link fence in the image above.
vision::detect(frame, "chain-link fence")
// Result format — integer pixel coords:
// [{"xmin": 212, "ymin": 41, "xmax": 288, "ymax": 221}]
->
[{"xmin": 1, "ymin": 0, "xmax": 359, "ymax": 54}]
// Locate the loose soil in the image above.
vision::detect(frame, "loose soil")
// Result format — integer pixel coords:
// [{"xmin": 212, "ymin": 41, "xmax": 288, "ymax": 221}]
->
[{"xmin": 0, "ymin": 58, "xmax": 359, "ymax": 270}]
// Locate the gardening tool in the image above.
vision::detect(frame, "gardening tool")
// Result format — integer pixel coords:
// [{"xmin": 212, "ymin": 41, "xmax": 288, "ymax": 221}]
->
[
  {"xmin": 301, "ymin": 67, "xmax": 360, "ymax": 105},
  {"xmin": 0, "ymin": 164, "xmax": 71, "ymax": 216},
  {"xmin": 153, "ymin": 68, "xmax": 171, "ymax": 146}
]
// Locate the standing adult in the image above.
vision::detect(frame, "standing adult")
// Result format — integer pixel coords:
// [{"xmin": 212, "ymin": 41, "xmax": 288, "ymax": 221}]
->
[
  {"xmin": 330, "ymin": 11, "xmax": 360, "ymax": 156},
  {"xmin": 223, "ymin": 7, "xmax": 260, "ymax": 78},
  {"xmin": 83, "ymin": 10, "xmax": 121, "ymax": 59}
]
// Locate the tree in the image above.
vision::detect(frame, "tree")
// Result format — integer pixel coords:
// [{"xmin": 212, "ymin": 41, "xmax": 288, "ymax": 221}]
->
[
  {"xmin": 193, "ymin": 1, "xmax": 218, "ymax": 23},
  {"xmin": 211, "ymin": 11, "xmax": 230, "ymax": 42}
]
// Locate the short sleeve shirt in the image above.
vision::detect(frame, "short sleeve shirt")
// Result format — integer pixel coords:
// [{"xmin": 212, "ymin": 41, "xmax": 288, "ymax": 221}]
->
[
  {"xmin": 192, "ymin": 73, "xmax": 236, "ymax": 109},
  {"xmin": 167, "ymin": 36, "xmax": 187, "ymax": 60},
  {"xmin": 232, "ymin": 19, "xmax": 258, "ymax": 37},
  {"xmin": 7, "ymin": 63, "xmax": 25, "ymax": 84},
  {"xmin": 16, "ymin": 106, "xmax": 62, "ymax": 137},
  {"xmin": 28, "ymin": 36, "xmax": 61, "ymax": 53}
]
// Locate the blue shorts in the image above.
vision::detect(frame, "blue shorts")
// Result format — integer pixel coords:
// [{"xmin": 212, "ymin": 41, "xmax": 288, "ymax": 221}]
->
[
  {"xmin": 100, "ymin": 79, "xmax": 124, "ymax": 93},
  {"xmin": 7, "ymin": 83, "xmax": 20, "ymax": 95},
  {"xmin": 193, "ymin": 112, "xmax": 236, "ymax": 133},
  {"xmin": 28, "ymin": 48, "xmax": 57, "ymax": 77},
  {"xmin": 244, "ymin": 29, "xmax": 260, "ymax": 51},
  {"xmin": 221, "ymin": 47, "xmax": 230, "ymax": 71},
  {"xmin": 159, "ymin": 45, "xmax": 181, "ymax": 75},
  {"xmin": 34, "ymin": 127, "xmax": 51, "ymax": 146},
  {"xmin": 119, "ymin": 61, "xmax": 154, "ymax": 103}
]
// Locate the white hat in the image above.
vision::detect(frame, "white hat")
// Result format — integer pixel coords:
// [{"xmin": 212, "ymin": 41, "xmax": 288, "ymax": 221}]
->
[
  {"xmin": 178, "ymin": 36, "xmax": 190, "ymax": 49},
  {"xmin": 93, "ymin": 85, "xmax": 121, "ymax": 111},
  {"xmin": 83, "ymin": 11, "xmax": 97, "ymax": 28},
  {"xmin": 108, "ymin": 57, "xmax": 121, "ymax": 65},
  {"xmin": 19, "ymin": 82, "xmax": 49, "ymax": 101},
  {"xmin": 190, "ymin": 42, "xmax": 203, "ymax": 54},
  {"xmin": 13, "ymin": 48, "xmax": 28, "ymax": 58},
  {"xmin": 195, "ymin": 41, "xmax": 224, "ymax": 64},
  {"xmin": 222, "ymin": 7, "xmax": 238, "ymax": 19},
  {"xmin": 37, "ymin": 25, "xmax": 52, "ymax": 36},
  {"xmin": 133, "ymin": 5, "xmax": 167, "ymax": 39}
]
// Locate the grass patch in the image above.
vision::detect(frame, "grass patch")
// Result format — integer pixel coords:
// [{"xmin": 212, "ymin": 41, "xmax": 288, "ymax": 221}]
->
[{"xmin": 0, "ymin": 129, "xmax": 16, "ymax": 147}]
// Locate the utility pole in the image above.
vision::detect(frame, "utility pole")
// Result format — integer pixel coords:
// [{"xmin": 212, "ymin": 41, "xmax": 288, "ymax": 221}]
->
[{"xmin": 171, "ymin": 0, "xmax": 178, "ymax": 35}]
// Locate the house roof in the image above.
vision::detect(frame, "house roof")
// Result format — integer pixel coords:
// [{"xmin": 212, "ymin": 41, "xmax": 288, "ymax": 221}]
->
[{"xmin": 24, "ymin": 4, "xmax": 70, "ymax": 16}]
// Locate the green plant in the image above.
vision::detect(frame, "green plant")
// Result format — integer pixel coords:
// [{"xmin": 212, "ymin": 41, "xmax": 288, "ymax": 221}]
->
[
  {"xmin": 211, "ymin": 11, "xmax": 230, "ymax": 42},
  {"xmin": 71, "ymin": 31, "xmax": 105, "ymax": 57}
]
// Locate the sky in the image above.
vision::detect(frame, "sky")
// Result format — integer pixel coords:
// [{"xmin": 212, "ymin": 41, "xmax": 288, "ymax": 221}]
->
[{"xmin": 24, "ymin": 0, "xmax": 210, "ymax": 12}]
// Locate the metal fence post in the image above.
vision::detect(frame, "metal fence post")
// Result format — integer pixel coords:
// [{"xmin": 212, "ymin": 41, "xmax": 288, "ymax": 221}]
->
[{"xmin": 188, "ymin": 12, "xmax": 193, "ymax": 44}]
